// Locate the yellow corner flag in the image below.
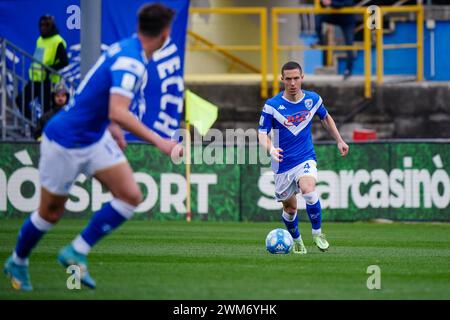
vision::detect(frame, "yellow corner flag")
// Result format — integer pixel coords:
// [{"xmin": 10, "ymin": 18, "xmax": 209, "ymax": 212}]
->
[{"xmin": 185, "ymin": 89, "xmax": 218, "ymax": 136}]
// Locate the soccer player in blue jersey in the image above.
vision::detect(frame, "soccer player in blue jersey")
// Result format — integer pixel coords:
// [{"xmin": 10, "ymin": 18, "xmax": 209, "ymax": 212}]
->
[
  {"xmin": 3, "ymin": 3, "xmax": 182, "ymax": 291},
  {"xmin": 258, "ymin": 61, "xmax": 349, "ymax": 254}
]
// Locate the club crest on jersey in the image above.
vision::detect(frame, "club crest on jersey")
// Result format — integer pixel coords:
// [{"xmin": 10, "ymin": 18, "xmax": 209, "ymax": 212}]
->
[
  {"xmin": 304, "ymin": 99, "xmax": 313, "ymax": 110},
  {"xmin": 284, "ymin": 110, "xmax": 310, "ymax": 126}
]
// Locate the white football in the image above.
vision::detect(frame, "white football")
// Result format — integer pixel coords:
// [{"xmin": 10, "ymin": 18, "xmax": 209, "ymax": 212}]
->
[{"xmin": 265, "ymin": 228, "xmax": 293, "ymax": 254}]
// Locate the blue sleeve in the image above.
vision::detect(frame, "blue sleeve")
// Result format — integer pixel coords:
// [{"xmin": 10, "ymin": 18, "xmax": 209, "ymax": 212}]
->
[
  {"xmin": 315, "ymin": 94, "xmax": 328, "ymax": 120},
  {"xmin": 316, "ymin": 103, "xmax": 328, "ymax": 120},
  {"xmin": 109, "ymin": 56, "xmax": 146, "ymax": 99},
  {"xmin": 258, "ymin": 103, "xmax": 274, "ymax": 134}
]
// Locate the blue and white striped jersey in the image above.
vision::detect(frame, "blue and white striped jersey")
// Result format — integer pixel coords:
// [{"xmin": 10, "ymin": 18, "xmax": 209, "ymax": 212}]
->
[
  {"xmin": 44, "ymin": 35, "xmax": 148, "ymax": 148},
  {"xmin": 258, "ymin": 90, "xmax": 328, "ymax": 174}
]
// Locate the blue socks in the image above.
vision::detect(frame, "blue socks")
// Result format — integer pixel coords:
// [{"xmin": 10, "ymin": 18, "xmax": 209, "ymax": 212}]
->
[
  {"xmin": 282, "ymin": 210, "xmax": 300, "ymax": 240},
  {"xmin": 80, "ymin": 203, "xmax": 126, "ymax": 247},
  {"xmin": 306, "ymin": 201, "xmax": 322, "ymax": 230},
  {"xmin": 12, "ymin": 199, "xmax": 136, "ymax": 264},
  {"xmin": 280, "ymin": 192, "xmax": 322, "ymax": 241},
  {"xmin": 73, "ymin": 199, "xmax": 135, "ymax": 255},
  {"xmin": 13, "ymin": 211, "xmax": 53, "ymax": 265},
  {"xmin": 303, "ymin": 191, "xmax": 322, "ymax": 232}
]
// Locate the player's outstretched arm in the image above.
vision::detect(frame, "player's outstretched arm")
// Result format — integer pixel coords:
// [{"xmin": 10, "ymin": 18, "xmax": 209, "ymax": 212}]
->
[
  {"xmin": 320, "ymin": 114, "xmax": 349, "ymax": 157},
  {"xmin": 258, "ymin": 132, "xmax": 283, "ymax": 162},
  {"xmin": 109, "ymin": 93, "xmax": 183, "ymax": 157}
]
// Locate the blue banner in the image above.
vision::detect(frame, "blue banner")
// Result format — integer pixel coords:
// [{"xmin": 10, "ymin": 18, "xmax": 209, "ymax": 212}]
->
[{"xmin": 0, "ymin": 0, "xmax": 189, "ymax": 139}]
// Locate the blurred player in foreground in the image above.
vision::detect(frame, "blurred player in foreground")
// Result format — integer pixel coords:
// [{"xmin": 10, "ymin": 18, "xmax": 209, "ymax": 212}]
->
[
  {"xmin": 258, "ymin": 61, "xmax": 349, "ymax": 254},
  {"xmin": 4, "ymin": 3, "xmax": 182, "ymax": 291}
]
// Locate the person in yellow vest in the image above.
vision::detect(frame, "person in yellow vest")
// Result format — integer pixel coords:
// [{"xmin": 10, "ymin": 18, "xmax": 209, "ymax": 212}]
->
[{"xmin": 15, "ymin": 15, "xmax": 69, "ymax": 121}]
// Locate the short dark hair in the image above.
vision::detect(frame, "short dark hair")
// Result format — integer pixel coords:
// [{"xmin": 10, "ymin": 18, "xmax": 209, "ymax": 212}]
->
[
  {"xmin": 281, "ymin": 61, "xmax": 303, "ymax": 77},
  {"xmin": 138, "ymin": 3, "xmax": 175, "ymax": 37},
  {"xmin": 39, "ymin": 14, "xmax": 58, "ymax": 36}
]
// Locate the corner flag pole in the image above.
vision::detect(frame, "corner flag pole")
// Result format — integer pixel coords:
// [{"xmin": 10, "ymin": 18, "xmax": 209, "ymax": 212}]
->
[
  {"xmin": 185, "ymin": 109, "xmax": 192, "ymax": 223},
  {"xmin": 184, "ymin": 89, "xmax": 218, "ymax": 223}
]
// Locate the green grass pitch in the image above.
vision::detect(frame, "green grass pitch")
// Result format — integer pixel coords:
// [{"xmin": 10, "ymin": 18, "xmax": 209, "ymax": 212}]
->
[{"xmin": 1, "ymin": 219, "xmax": 449, "ymax": 300}]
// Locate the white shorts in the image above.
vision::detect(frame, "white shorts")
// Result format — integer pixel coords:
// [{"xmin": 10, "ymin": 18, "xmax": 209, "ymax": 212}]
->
[
  {"xmin": 39, "ymin": 130, "xmax": 127, "ymax": 195},
  {"xmin": 274, "ymin": 160, "xmax": 318, "ymax": 202}
]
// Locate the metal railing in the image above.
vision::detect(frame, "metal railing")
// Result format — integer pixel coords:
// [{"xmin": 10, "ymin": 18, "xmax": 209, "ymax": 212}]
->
[
  {"xmin": 188, "ymin": 5, "xmax": 423, "ymax": 100},
  {"xmin": 271, "ymin": 5, "xmax": 424, "ymax": 98},
  {"xmin": 0, "ymin": 38, "xmax": 73, "ymax": 140},
  {"xmin": 374, "ymin": 5, "xmax": 424, "ymax": 84},
  {"xmin": 188, "ymin": 7, "xmax": 268, "ymax": 98},
  {"xmin": 188, "ymin": 30, "xmax": 260, "ymax": 73},
  {"xmin": 272, "ymin": 6, "xmax": 372, "ymax": 97}
]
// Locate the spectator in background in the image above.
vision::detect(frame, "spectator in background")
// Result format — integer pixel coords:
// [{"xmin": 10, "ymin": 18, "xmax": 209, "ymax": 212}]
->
[
  {"xmin": 16, "ymin": 15, "xmax": 69, "ymax": 120},
  {"xmin": 315, "ymin": 0, "xmax": 355, "ymax": 80},
  {"xmin": 33, "ymin": 82, "xmax": 70, "ymax": 140}
]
